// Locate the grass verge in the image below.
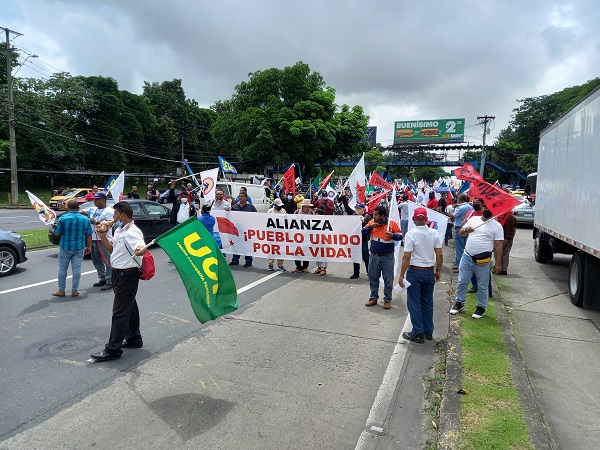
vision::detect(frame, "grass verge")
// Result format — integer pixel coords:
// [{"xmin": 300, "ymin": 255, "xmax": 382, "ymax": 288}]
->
[
  {"xmin": 16, "ymin": 228, "xmax": 57, "ymax": 249},
  {"xmin": 459, "ymin": 294, "xmax": 532, "ymax": 450},
  {"xmin": 424, "ymin": 338, "xmax": 448, "ymax": 449}
]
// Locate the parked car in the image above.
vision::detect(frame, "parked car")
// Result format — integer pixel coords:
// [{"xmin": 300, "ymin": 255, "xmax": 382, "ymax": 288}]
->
[
  {"xmin": 49, "ymin": 188, "xmax": 93, "ymax": 210},
  {"xmin": 512, "ymin": 201, "xmax": 535, "ymax": 225},
  {"xmin": 48, "ymin": 199, "xmax": 174, "ymax": 245},
  {"xmin": 0, "ymin": 228, "xmax": 28, "ymax": 276},
  {"xmin": 159, "ymin": 189, "xmax": 181, "ymax": 204}
]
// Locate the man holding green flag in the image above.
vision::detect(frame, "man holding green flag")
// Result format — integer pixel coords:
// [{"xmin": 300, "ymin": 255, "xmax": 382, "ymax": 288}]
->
[{"xmin": 155, "ymin": 217, "xmax": 238, "ymax": 323}]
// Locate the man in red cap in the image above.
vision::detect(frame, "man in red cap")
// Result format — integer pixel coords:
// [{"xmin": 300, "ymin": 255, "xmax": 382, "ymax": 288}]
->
[{"xmin": 398, "ymin": 207, "xmax": 443, "ymax": 343}]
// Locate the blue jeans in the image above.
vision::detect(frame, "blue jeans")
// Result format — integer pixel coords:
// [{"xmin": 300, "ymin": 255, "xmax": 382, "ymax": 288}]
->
[
  {"xmin": 58, "ymin": 248, "xmax": 84, "ymax": 292},
  {"xmin": 471, "ymin": 270, "xmax": 492, "ymax": 294},
  {"xmin": 406, "ymin": 268, "xmax": 435, "ymax": 336},
  {"xmin": 91, "ymin": 240, "xmax": 112, "ymax": 283},
  {"xmin": 368, "ymin": 253, "xmax": 395, "ymax": 301},
  {"xmin": 401, "ymin": 220, "xmax": 409, "ymax": 239},
  {"xmin": 455, "ymin": 253, "xmax": 491, "ymax": 309},
  {"xmin": 454, "ymin": 228, "xmax": 466, "ymax": 267}
]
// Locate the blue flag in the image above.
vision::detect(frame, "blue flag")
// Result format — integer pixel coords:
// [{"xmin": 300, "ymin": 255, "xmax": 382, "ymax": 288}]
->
[
  {"xmin": 218, "ymin": 156, "xmax": 238, "ymax": 174},
  {"xmin": 459, "ymin": 181, "xmax": 470, "ymax": 194}
]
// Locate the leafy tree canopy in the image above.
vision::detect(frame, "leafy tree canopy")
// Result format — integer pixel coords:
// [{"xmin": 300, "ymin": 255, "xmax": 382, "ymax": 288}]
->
[{"xmin": 211, "ymin": 61, "xmax": 369, "ymax": 175}]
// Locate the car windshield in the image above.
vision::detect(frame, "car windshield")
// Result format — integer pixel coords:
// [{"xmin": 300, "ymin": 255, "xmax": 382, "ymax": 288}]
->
[{"xmin": 61, "ymin": 189, "xmax": 80, "ymax": 196}]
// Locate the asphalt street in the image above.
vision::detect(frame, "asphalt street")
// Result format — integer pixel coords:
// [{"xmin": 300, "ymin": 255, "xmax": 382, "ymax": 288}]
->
[
  {"xmin": 0, "ymin": 243, "xmax": 452, "ymax": 449},
  {"xmin": 498, "ymin": 225, "xmax": 600, "ymax": 449},
  {"xmin": 0, "ymin": 209, "xmax": 45, "ymax": 232}
]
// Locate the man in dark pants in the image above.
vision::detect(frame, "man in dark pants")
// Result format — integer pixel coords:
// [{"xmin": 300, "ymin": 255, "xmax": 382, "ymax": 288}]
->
[
  {"xmin": 341, "ymin": 197, "xmax": 371, "ymax": 278},
  {"xmin": 90, "ymin": 201, "xmax": 147, "ymax": 362},
  {"xmin": 398, "ymin": 207, "xmax": 443, "ymax": 343}
]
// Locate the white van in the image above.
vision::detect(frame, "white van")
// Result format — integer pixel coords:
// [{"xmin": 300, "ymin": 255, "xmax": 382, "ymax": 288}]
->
[{"xmin": 203, "ymin": 181, "xmax": 272, "ymax": 212}]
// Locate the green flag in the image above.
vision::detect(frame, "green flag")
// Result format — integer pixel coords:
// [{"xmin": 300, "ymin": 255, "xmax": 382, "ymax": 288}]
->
[
  {"xmin": 155, "ymin": 217, "xmax": 238, "ymax": 323},
  {"xmin": 313, "ymin": 171, "xmax": 322, "ymax": 190}
]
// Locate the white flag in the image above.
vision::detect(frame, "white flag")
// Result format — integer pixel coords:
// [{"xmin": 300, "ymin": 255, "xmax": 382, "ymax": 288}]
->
[
  {"xmin": 407, "ymin": 201, "xmax": 448, "ymax": 244},
  {"xmin": 108, "ymin": 171, "xmax": 125, "ymax": 202},
  {"xmin": 26, "ymin": 190, "xmax": 57, "ymax": 225},
  {"xmin": 200, "ymin": 167, "xmax": 220, "ymax": 203},
  {"xmin": 383, "ymin": 186, "xmax": 402, "ymax": 284},
  {"xmin": 348, "ymin": 154, "xmax": 366, "ymax": 209}
]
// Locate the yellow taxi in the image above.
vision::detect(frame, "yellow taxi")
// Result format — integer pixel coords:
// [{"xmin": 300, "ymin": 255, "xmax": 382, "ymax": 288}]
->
[{"xmin": 49, "ymin": 188, "xmax": 92, "ymax": 210}]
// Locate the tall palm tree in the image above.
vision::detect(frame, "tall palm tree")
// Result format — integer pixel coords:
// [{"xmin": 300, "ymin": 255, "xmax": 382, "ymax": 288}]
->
[{"xmin": 517, "ymin": 153, "xmax": 538, "ymax": 172}]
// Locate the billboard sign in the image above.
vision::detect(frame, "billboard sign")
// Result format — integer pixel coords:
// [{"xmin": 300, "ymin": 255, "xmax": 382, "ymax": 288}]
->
[
  {"xmin": 394, "ymin": 118, "xmax": 465, "ymax": 144},
  {"xmin": 362, "ymin": 126, "xmax": 377, "ymax": 147}
]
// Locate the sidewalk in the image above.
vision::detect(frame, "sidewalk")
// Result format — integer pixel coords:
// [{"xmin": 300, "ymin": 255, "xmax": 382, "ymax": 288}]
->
[{"xmin": 0, "ymin": 250, "xmax": 453, "ymax": 449}]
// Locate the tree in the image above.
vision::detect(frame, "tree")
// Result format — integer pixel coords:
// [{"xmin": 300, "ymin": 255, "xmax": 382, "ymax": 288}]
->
[
  {"xmin": 516, "ymin": 154, "xmax": 538, "ymax": 173},
  {"xmin": 212, "ymin": 62, "xmax": 369, "ymax": 175},
  {"xmin": 365, "ymin": 148, "xmax": 386, "ymax": 174}
]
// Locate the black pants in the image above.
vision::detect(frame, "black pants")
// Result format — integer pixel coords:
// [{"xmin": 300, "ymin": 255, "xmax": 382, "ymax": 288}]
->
[
  {"xmin": 105, "ymin": 269, "xmax": 141, "ymax": 355},
  {"xmin": 295, "ymin": 260, "xmax": 309, "ymax": 270},
  {"xmin": 353, "ymin": 242, "xmax": 370, "ymax": 276},
  {"xmin": 445, "ymin": 223, "xmax": 454, "ymax": 245}
]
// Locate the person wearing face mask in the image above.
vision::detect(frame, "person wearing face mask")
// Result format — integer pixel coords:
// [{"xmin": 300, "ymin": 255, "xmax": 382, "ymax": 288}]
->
[
  {"xmin": 266, "ymin": 198, "xmax": 287, "ymax": 271},
  {"xmin": 170, "ymin": 192, "xmax": 195, "ymax": 225},
  {"xmin": 450, "ymin": 202, "xmax": 503, "ymax": 319},
  {"xmin": 90, "ymin": 201, "xmax": 147, "ymax": 362},
  {"xmin": 283, "ymin": 191, "xmax": 297, "ymax": 214}
]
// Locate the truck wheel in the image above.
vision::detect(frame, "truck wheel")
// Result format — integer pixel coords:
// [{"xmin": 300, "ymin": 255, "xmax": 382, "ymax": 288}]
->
[
  {"xmin": 0, "ymin": 247, "xmax": 18, "ymax": 277},
  {"xmin": 568, "ymin": 253, "xmax": 585, "ymax": 307},
  {"xmin": 534, "ymin": 233, "xmax": 553, "ymax": 263},
  {"xmin": 583, "ymin": 254, "xmax": 600, "ymax": 310}
]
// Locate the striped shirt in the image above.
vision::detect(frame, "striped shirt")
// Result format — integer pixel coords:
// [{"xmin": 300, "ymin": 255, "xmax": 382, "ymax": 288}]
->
[{"xmin": 55, "ymin": 211, "xmax": 92, "ymax": 250}]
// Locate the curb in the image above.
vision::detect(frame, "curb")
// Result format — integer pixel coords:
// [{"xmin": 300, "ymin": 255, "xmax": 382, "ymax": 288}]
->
[{"xmin": 495, "ymin": 292, "xmax": 555, "ymax": 449}]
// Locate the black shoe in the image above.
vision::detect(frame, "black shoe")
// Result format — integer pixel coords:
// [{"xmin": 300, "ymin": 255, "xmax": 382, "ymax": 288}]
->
[
  {"xmin": 350, "ymin": 274, "xmax": 359, "ymax": 279},
  {"xmin": 402, "ymin": 332, "xmax": 425, "ymax": 344},
  {"xmin": 489, "ymin": 292, "xmax": 493, "ymax": 298},
  {"xmin": 122, "ymin": 340, "xmax": 143, "ymax": 349},
  {"xmin": 93, "ymin": 280, "xmax": 106, "ymax": 287},
  {"xmin": 467, "ymin": 288, "xmax": 478, "ymax": 294},
  {"xmin": 229, "ymin": 261, "xmax": 239, "ymax": 266},
  {"xmin": 472, "ymin": 306, "xmax": 486, "ymax": 319},
  {"xmin": 450, "ymin": 301, "xmax": 465, "ymax": 315},
  {"xmin": 90, "ymin": 350, "xmax": 121, "ymax": 362},
  {"xmin": 100, "ymin": 283, "xmax": 113, "ymax": 291},
  {"xmin": 424, "ymin": 334, "xmax": 433, "ymax": 340},
  {"xmin": 498, "ymin": 270, "xmax": 507, "ymax": 275},
  {"xmin": 243, "ymin": 262, "xmax": 252, "ymax": 268}
]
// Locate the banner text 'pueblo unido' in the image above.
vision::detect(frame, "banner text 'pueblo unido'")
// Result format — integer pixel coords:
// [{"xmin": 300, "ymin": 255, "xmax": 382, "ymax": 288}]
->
[{"xmin": 213, "ymin": 211, "xmax": 362, "ymax": 263}]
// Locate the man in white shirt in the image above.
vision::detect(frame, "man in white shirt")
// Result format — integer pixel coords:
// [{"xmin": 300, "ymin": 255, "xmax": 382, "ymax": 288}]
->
[
  {"xmin": 450, "ymin": 203, "xmax": 503, "ymax": 319},
  {"xmin": 90, "ymin": 201, "xmax": 147, "ymax": 362},
  {"xmin": 266, "ymin": 198, "xmax": 287, "ymax": 271},
  {"xmin": 84, "ymin": 192, "xmax": 114, "ymax": 291},
  {"xmin": 210, "ymin": 188, "xmax": 231, "ymax": 211},
  {"xmin": 398, "ymin": 207, "xmax": 443, "ymax": 343}
]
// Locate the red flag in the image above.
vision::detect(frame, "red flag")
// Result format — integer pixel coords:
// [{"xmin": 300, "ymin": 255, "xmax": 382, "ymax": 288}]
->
[
  {"xmin": 454, "ymin": 163, "xmax": 484, "ymax": 183},
  {"xmin": 318, "ymin": 170, "xmax": 334, "ymax": 192},
  {"xmin": 283, "ymin": 165, "xmax": 296, "ymax": 196},
  {"xmin": 446, "ymin": 190, "xmax": 453, "ymax": 205},
  {"xmin": 365, "ymin": 190, "xmax": 389, "ymax": 213},
  {"xmin": 368, "ymin": 172, "xmax": 392, "ymax": 190},
  {"xmin": 467, "ymin": 179, "xmax": 522, "ymax": 219}
]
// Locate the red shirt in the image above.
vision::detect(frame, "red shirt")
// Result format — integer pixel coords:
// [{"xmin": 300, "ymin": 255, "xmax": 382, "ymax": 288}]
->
[{"xmin": 426, "ymin": 198, "xmax": 439, "ymax": 210}]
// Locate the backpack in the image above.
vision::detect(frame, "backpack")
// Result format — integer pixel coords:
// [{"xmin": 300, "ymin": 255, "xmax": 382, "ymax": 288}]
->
[{"xmin": 139, "ymin": 249, "xmax": 155, "ymax": 280}]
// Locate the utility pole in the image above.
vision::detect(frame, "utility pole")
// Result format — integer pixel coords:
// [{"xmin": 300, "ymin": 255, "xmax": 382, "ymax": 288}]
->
[
  {"xmin": 2, "ymin": 26, "xmax": 23, "ymax": 206},
  {"xmin": 180, "ymin": 134, "xmax": 185, "ymax": 176},
  {"xmin": 477, "ymin": 115, "xmax": 495, "ymax": 178}
]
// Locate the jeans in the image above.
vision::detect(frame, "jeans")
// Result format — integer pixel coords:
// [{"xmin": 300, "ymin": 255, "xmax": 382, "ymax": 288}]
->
[
  {"xmin": 368, "ymin": 252, "xmax": 395, "ymax": 301},
  {"xmin": 91, "ymin": 240, "xmax": 112, "ymax": 283},
  {"xmin": 401, "ymin": 220, "xmax": 409, "ymax": 239},
  {"xmin": 232, "ymin": 254, "xmax": 253, "ymax": 264},
  {"xmin": 58, "ymin": 248, "xmax": 84, "ymax": 292},
  {"xmin": 406, "ymin": 268, "xmax": 435, "ymax": 336},
  {"xmin": 471, "ymin": 270, "xmax": 492, "ymax": 293},
  {"xmin": 454, "ymin": 228, "xmax": 466, "ymax": 267},
  {"xmin": 455, "ymin": 253, "xmax": 492, "ymax": 309}
]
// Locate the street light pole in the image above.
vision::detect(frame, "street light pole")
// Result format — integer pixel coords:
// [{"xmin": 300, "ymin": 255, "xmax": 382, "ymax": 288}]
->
[{"xmin": 3, "ymin": 26, "xmax": 23, "ymax": 206}]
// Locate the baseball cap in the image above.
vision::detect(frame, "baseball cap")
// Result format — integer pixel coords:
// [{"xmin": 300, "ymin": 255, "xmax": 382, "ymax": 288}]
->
[
  {"xmin": 273, "ymin": 198, "xmax": 284, "ymax": 206},
  {"xmin": 413, "ymin": 207, "xmax": 428, "ymax": 220},
  {"xmin": 92, "ymin": 192, "xmax": 107, "ymax": 200},
  {"xmin": 355, "ymin": 202, "xmax": 365, "ymax": 209}
]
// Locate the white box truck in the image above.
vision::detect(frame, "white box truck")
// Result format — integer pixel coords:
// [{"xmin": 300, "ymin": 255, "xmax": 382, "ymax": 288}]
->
[{"xmin": 533, "ymin": 86, "xmax": 600, "ymax": 308}]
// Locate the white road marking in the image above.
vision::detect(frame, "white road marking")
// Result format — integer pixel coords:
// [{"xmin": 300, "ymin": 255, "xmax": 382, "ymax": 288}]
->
[
  {"xmin": 0, "ymin": 270, "xmax": 96, "ymax": 295},
  {"xmin": 355, "ymin": 315, "xmax": 413, "ymax": 450},
  {"xmin": 0, "ymin": 215, "xmax": 31, "ymax": 219},
  {"xmin": 237, "ymin": 271, "xmax": 282, "ymax": 294}
]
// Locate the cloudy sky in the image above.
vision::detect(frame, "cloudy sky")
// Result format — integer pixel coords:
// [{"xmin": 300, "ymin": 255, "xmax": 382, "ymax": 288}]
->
[{"xmin": 3, "ymin": 0, "xmax": 600, "ymax": 147}]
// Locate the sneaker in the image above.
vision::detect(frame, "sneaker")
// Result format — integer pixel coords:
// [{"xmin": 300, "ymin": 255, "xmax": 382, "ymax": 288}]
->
[
  {"xmin": 278, "ymin": 266, "xmax": 286, "ymax": 272},
  {"xmin": 402, "ymin": 332, "xmax": 424, "ymax": 344},
  {"xmin": 424, "ymin": 334, "xmax": 433, "ymax": 340},
  {"xmin": 450, "ymin": 301, "xmax": 464, "ymax": 315},
  {"xmin": 498, "ymin": 270, "xmax": 507, "ymax": 275},
  {"xmin": 467, "ymin": 287, "xmax": 478, "ymax": 294},
  {"xmin": 268, "ymin": 265, "xmax": 274, "ymax": 271},
  {"xmin": 229, "ymin": 261, "xmax": 239, "ymax": 266},
  {"xmin": 243, "ymin": 262, "xmax": 252, "ymax": 268},
  {"xmin": 349, "ymin": 274, "xmax": 359, "ymax": 279},
  {"xmin": 472, "ymin": 306, "xmax": 486, "ymax": 319}
]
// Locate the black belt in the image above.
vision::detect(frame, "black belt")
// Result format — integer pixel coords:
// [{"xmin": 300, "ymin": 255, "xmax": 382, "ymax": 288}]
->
[
  {"xmin": 113, "ymin": 267, "xmax": 139, "ymax": 272},
  {"xmin": 409, "ymin": 265, "xmax": 434, "ymax": 271},
  {"xmin": 373, "ymin": 252, "xmax": 393, "ymax": 256},
  {"xmin": 454, "ymin": 226, "xmax": 462, "ymax": 228}
]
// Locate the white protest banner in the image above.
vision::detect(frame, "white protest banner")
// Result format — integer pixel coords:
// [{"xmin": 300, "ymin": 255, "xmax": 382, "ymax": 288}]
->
[
  {"xmin": 200, "ymin": 167, "xmax": 220, "ymax": 203},
  {"xmin": 407, "ymin": 201, "xmax": 448, "ymax": 244},
  {"xmin": 26, "ymin": 190, "xmax": 57, "ymax": 225},
  {"xmin": 213, "ymin": 210, "xmax": 362, "ymax": 263}
]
